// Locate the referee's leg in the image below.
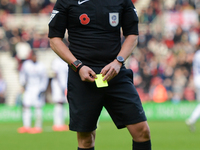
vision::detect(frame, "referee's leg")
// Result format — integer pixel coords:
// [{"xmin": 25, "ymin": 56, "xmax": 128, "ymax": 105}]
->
[
  {"xmin": 77, "ymin": 130, "xmax": 96, "ymax": 150},
  {"xmin": 127, "ymin": 121, "xmax": 151, "ymax": 150}
]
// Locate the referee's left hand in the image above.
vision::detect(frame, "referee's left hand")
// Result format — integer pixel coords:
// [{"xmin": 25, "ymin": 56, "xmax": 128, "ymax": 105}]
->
[{"xmin": 101, "ymin": 59, "xmax": 122, "ymax": 82}]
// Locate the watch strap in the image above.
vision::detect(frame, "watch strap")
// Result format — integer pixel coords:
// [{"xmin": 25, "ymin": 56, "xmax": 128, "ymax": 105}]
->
[
  {"xmin": 71, "ymin": 60, "xmax": 82, "ymax": 72},
  {"xmin": 77, "ymin": 63, "xmax": 84, "ymax": 72}
]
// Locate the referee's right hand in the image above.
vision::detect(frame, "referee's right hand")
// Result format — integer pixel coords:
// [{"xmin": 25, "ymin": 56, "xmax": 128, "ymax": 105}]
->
[{"xmin": 79, "ymin": 66, "xmax": 97, "ymax": 82}]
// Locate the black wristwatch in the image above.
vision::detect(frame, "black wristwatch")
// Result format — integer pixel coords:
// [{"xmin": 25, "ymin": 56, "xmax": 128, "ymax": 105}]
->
[
  {"xmin": 116, "ymin": 56, "xmax": 124, "ymax": 64},
  {"xmin": 71, "ymin": 60, "xmax": 83, "ymax": 72}
]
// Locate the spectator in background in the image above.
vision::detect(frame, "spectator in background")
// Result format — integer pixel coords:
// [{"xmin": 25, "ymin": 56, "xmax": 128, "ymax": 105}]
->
[
  {"xmin": 173, "ymin": 26, "xmax": 184, "ymax": 44},
  {"xmin": 0, "ymin": 27, "xmax": 9, "ymax": 51},
  {"xmin": 163, "ymin": 31, "xmax": 174, "ymax": 49},
  {"xmin": 0, "ymin": 0, "xmax": 15, "ymax": 13},
  {"xmin": 171, "ymin": 67, "xmax": 187, "ymax": 103},
  {"xmin": 127, "ymin": 53, "xmax": 139, "ymax": 73},
  {"xmin": 149, "ymin": 76, "xmax": 168, "ymax": 103},
  {"xmin": 31, "ymin": 32, "xmax": 50, "ymax": 49},
  {"xmin": 140, "ymin": 60, "xmax": 153, "ymax": 94},
  {"xmin": 145, "ymin": 7, "xmax": 157, "ymax": 23},
  {"xmin": 183, "ymin": 75, "xmax": 195, "ymax": 101},
  {"xmin": 51, "ymin": 57, "xmax": 69, "ymax": 131},
  {"xmin": 17, "ymin": 51, "xmax": 49, "ymax": 134},
  {"xmin": 15, "ymin": 36, "xmax": 32, "ymax": 71},
  {"xmin": 186, "ymin": 48, "xmax": 200, "ymax": 131},
  {"xmin": 0, "ymin": 71, "xmax": 6, "ymax": 103}
]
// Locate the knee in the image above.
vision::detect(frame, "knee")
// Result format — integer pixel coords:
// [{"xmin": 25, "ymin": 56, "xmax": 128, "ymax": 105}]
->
[
  {"xmin": 127, "ymin": 122, "xmax": 151, "ymax": 142},
  {"xmin": 81, "ymin": 137, "xmax": 94, "ymax": 148},
  {"xmin": 141, "ymin": 125, "xmax": 151, "ymax": 140},
  {"xmin": 78, "ymin": 131, "xmax": 95, "ymax": 148}
]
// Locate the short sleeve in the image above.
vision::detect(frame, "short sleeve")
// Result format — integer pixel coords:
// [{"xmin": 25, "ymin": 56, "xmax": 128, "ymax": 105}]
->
[
  {"xmin": 122, "ymin": 0, "xmax": 139, "ymax": 36},
  {"xmin": 48, "ymin": 0, "xmax": 68, "ymax": 38}
]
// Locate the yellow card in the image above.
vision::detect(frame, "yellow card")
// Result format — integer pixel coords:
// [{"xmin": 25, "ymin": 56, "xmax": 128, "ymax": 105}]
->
[{"xmin": 95, "ymin": 74, "xmax": 108, "ymax": 88}]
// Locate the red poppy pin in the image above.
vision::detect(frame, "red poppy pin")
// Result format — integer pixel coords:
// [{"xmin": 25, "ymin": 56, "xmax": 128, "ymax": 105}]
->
[{"xmin": 79, "ymin": 14, "xmax": 90, "ymax": 25}]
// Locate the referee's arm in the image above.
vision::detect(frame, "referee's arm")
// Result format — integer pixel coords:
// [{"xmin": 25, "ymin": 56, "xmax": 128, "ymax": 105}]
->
[
  {"xmin": 100, "ymin": 34, "xmax": 138, "ymax": 82},
  {"xmin": 49, "ymin": 37, "xmax": 76, "ymax": 65},
  {"xmin": 117, "ymin": 34, "xmax": 138, "ymax": 62},
  {"xmin": 49, "ymin": 38, "xmax": 97, "ymax": 82}
]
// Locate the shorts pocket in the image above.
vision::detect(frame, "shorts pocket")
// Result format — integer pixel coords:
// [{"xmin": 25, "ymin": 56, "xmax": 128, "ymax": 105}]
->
[{"xmin": 126, "ymin": 69, "xmax": 134, "ymax": 83}]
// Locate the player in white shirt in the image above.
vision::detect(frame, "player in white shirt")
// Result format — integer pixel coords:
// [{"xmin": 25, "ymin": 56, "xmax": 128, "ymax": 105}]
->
[
  {"xmin": 51, "ymin": 57, "xmax": 69, "ymax": 131},
  {"xmin": 17, "ymin": 51, "xmax": 49, "ymax": 134},
  {"xmin": 186, "ymin": 49, "xmax": 200, "ymax": 131}
]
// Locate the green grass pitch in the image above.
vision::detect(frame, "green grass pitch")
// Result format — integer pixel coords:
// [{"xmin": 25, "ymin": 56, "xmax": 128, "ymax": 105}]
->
[{"xmin": 0, "ymin": 121, "xmax": 200, "ymax": 150}]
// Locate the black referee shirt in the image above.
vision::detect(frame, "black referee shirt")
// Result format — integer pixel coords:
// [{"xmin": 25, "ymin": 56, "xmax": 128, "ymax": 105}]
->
[{"xmin": 48, "ymin": 0, "xmax": 139, "ymax": 66}]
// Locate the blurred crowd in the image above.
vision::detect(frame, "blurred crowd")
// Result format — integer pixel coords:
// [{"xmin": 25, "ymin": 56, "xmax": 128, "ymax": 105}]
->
[
  {"xmin": 0, "ymin": 0, "xmax": 53, "ymax": 53},
  {"xmin": 0, "ymin": 0, "xmax": 55, "ymax": 14},
  {"xmin": 127, "ymin": 0, "xmax": 200, "ymax": 102},
  {"xmin": 0, "ymin": 0, "xmax": 200, "ymax": 104}
]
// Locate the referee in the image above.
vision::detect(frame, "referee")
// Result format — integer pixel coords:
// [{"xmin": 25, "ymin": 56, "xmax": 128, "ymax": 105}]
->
[{"xmin": 48, "ymin": 0, "xmax": 151, "ymax": 149}]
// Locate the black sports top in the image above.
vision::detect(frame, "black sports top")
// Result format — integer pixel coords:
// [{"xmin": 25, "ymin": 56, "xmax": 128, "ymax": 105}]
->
[{"xmin": 48, "ymin": 0, "xmax": 139, "ymax": 66}]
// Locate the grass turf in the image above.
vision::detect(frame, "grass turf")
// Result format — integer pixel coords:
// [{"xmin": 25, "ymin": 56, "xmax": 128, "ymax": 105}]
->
[{"xmin": 0, "ymin": 121, "xmax": 199, "ymax": 150}]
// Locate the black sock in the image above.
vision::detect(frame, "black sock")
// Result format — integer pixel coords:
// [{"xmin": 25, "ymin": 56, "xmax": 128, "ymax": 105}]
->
[
  {"xmin": 132, "ymin": 140, "xmax": 151, "ymax": 150},
  {"xmin": 78, "ymin": 147, "xmax": 94, "ymax": 150}
]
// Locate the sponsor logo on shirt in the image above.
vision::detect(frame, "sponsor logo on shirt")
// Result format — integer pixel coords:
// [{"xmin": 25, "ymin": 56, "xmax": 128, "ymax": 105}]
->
[
  {"xmin": 109, "ymin": 13, "xmax": 119, "ymax": 27},
  {"xmin": 49, "ymin": 10, "xmax": 59, "ymax": 24},
  {"xmin": 78, "ymin": 0, "xmax": 89, "ymax": 5}
]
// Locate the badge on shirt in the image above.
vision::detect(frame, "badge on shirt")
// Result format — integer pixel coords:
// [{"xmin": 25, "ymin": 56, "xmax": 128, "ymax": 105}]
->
[
  {"xmin": 109, "ymin": 13, "xmax": 119, "ymax": 27},
  {"xmin": 133, "ymin": 8, "xmax": 138, "ymax": 17},
  {"xmin": 49, "ymin": 10, "xmax": 59, "ymax": 24}
]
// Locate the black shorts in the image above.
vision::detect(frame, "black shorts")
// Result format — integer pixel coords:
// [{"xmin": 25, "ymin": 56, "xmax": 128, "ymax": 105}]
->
[{"xmin": 67, "ymin": 65, "xmax": 147, "ymax": 132}]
